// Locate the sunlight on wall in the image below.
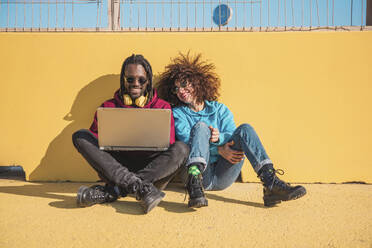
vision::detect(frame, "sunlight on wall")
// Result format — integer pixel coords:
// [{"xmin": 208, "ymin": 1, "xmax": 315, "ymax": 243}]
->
[{"xmin": 0, "ymin": 32, "xmax": 371, "ymax": 183}]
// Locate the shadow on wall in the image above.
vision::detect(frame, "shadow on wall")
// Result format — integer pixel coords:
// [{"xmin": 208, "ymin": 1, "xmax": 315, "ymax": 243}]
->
[{"xmin": 29, "ymin": 74, "xmax": 121, "ymax": 181}]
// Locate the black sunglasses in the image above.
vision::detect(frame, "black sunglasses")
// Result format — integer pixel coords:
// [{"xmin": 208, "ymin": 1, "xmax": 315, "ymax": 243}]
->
[
  {"xmin": 171, "ymin": 81, "xmax": 190, "ymax": 94},
  {"xmin": 125, "ymin": 76, "xmax": 148, "ymax": 85}
]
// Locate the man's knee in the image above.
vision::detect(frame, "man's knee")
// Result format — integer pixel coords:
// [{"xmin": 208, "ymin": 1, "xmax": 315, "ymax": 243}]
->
[
  {"xmin": 171, "ymin": 141, "xmax": 190, "ymax": 159},
  {"xmin": 72, "ymin": 129, "xmax": 95, "ymax": 149}
]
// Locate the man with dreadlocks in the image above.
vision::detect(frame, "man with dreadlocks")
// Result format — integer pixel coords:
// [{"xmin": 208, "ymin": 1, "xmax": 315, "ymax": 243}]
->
[
  {"xmin": 157, "ymin": 52, "xmax": 306, "ymax": 208},
  {"xmin": 72, "ymin": 54, "xmax": 189, "ymax": 214}
]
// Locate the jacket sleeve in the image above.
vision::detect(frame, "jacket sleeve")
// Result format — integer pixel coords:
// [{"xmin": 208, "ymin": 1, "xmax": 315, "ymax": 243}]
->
[
  {"xmin": 210, "ymin": 104, "xmax": 236, "ymax": 156},
  {"xmin": 168, "ymin": 108, "xmax": 176, "ymax": 145},
  {"xmin": 89, "ymin": 111, "xmax": 99, "ymax": 138},
  {"xmin": 89, "ymin": 103, "xmax": 107, "ymax": 138},
  {"xmin": 157, "ymin": 101, "xmax": 176, "ymax": 145},
  {"xmin": 173, "ymin": 109, "xmax": 192, "ymax": 144}
]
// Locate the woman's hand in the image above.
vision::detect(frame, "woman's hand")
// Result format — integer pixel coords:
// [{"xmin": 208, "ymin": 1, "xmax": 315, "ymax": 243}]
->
[
  {"xmin": 218, "ymin": 141, "xmax": 245, "ymax": 164},
  {"xmin": 209, "ymin": 126, "xmax": 220, "ymax": 143}
]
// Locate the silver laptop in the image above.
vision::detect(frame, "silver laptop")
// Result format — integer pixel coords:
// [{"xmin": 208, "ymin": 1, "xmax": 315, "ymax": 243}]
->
[{"xmin": 97, "ymin": 107, "xmax": 171, "ymax": 151}]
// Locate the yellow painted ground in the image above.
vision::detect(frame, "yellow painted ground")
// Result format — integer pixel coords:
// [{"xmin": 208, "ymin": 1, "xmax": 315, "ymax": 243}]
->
[{"xmin": 0, "ymin": 179, "xmax": 371, "ymax": 248}]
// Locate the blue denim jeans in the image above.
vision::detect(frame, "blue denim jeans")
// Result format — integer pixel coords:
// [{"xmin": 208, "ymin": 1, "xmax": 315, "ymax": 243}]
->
[{"xmin": 187, "ymin": 122, "xmax": 272, "ymax": 191}]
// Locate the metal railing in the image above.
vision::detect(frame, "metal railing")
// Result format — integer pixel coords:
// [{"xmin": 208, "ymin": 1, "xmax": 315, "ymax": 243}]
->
[
  {"xmin": 0, "ymin": 0, "xmax": 371, "ymax": 31},
  {"xmin": 0, "ymin": 0, "xmax": 108, "ymax": 31}
]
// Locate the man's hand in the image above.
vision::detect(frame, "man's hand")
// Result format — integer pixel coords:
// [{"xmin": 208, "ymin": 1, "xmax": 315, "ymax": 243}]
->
[
  {"xmin": 209, "ymin": 126, "xmax": 220, "ymax": 143},
  {"xmin": 218, "ymin": 141, "xmax": 244, "ymax": 164}
]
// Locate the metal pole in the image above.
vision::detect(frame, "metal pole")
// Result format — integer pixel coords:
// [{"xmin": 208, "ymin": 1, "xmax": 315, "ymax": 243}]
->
[
  {"xmin": 268, "ymin": 0, "xmax": 270, "ymax": 28},
  {"xmin": 145, "ymin": 0, "xmax": 148, "ymax": 30},
  {"xmin": 72, "ymin": 0, "xmax": 74, "ymax": 30},
  {"xmin": 203, "ymin": 0, "xmax": 205, "ymax": 30},
  {"xmin": 351, "ymin": 0, "xmax": 353, "ymax": 26},
  {"xmin": 108, "ymin": 0, "xmax": 119, "ymax": 30},
  {"xmin": 55, "ymin": 0, "xmax": 58, "ymax": 30},
  {"xmin": 108, "ymin": 0, "xmax": 113, "ymax": 30},
  {"xmin": 24, "ymin": 0, "xmax": 26, "ymax": 29},
  {"xmin": 170, "ymin": 0, "xmax": 172, "ymax": 29},
  {"xmin": 114, "ymin": 0, "xmax": 120, "ymax": 30}
]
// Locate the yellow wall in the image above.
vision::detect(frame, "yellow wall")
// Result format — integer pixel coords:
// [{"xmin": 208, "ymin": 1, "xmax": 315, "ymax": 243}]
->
[{"xmin": 0, "ymin": 32, "xmax": 371, "ymax": 183}]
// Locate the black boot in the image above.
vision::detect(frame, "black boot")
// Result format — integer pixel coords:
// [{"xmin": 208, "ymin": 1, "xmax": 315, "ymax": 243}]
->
[
  {"xmin": 186, "ymin": 174, "xmax": 208, "ymax": 208},
  {"xmin": 258, "ymin": 165, "xmax": 306, "ymax": 207},
  {"xmin": 129, "ymin": 182, "xmax": 165, "ymax": 214},
  {"xmin": 76, "ymin": 184, "xmax": 119, "ymax": 207}
]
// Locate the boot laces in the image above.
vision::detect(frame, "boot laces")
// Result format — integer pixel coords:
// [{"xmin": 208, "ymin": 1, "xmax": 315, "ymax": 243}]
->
[
  {"xmin": 184, "ymin": 174, "xmax": 204, "ymax": 202},
  {"xmin": 270, "ymin": 169, "xmax": 292, "ymax": 191},
  {"xmin": 274, "ymin": 169, "xmax": 285, "ymax": 176},
  {"xmin": 133, "ymin": 182, "xmax": 152, "ymax": 201},
  {"xmin": 90, "ymin": 188, "xmax": 107, "ymax": 202}
]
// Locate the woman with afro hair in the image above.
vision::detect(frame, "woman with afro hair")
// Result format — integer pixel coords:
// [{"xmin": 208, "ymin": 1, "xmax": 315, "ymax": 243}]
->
[{"xmin": 157, "ymin": 52, "xmax": 306, "ymax": 208}]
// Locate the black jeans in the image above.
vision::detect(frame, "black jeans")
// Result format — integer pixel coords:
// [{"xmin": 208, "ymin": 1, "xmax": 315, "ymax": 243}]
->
[{"xmin": 72, "ymin": 129, "xmax": 189, "ymax": 190}]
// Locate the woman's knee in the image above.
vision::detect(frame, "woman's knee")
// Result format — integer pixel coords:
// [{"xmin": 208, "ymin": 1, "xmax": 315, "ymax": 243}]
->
[
  {"xmin": 190, "ymin": 121, "xmax": 210, "ymax": 138},
  {"xmin": 192, "ymin": 121, "xmax": 209, "ymax": 131},
  {"xmin": 236, "ymin": 123, "xmax": 255, "ymax": 136}
]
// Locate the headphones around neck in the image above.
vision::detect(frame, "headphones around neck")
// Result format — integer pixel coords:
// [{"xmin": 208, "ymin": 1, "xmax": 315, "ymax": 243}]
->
[{"xmin": 123, "ymin": 94, "xmax": 148, "ymax": 107}]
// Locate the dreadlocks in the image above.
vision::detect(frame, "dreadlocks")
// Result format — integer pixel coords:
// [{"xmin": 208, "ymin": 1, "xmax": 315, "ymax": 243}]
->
[
  {"xmin": 120, "ymin": 54, "xmax": 154, "ymax": 102},
  {"xmin": 157, "ymin": 52, "xmax": 220, "ymax": 107}
]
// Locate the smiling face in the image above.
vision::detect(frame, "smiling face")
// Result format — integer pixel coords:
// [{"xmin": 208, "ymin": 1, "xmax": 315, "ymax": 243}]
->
[
  {"xmin": 173, "ymin": 80, "xmax": 196, "ymax": 105},
  {"xmin": 123, "ymin": 64, "xmax": 149, "ymax": 99}
]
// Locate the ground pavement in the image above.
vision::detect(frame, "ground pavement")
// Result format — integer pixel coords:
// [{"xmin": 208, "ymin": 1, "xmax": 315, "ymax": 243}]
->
[{"xmin": 0, "ymin": 179, "xmax": 371, "ymax": 248}]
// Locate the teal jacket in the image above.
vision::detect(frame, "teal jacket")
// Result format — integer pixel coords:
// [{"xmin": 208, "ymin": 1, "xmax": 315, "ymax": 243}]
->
[{"xmin": 172, "ymin": 101, "xmax": 236, "ymax": 164}]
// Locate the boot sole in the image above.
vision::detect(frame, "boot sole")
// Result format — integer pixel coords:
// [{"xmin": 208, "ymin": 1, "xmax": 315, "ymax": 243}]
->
[
  {"xmin": 188, "ymin": 197, "xmax": 208, "ymax": 208},
  {"xmin": 264, "ymin": 187, "xmax": 307, "ymax": 207},
  {"xmin": 76, "ymin": 186, "xmax": 89, "ymax": 207},
  {"xmin": 142, "ymin": 192, "xmax": 165, "ymax": 214}
]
